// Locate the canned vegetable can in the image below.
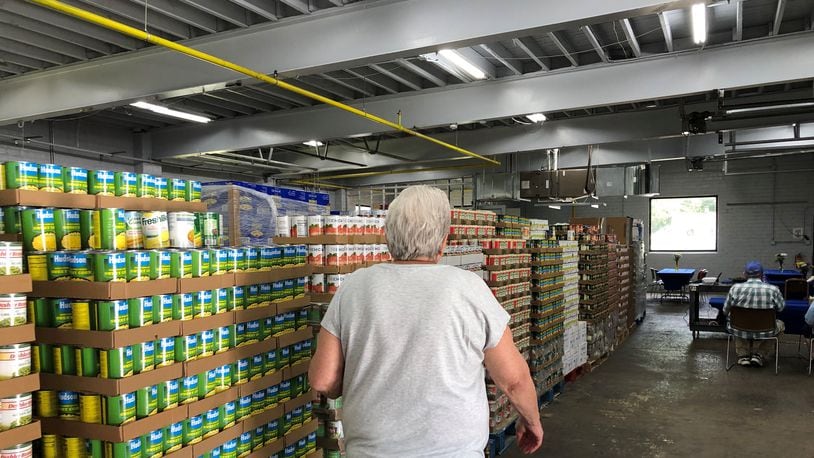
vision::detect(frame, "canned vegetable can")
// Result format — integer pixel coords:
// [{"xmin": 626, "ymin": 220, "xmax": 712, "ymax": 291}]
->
[
  {"xmin": 197, "ymin": 212, "xmax": 220, "ymax": 247},
  {"xmin": 90, "ymin": 251, "xmax": 126, "ymax": 282},
  {"xmin": 237, "ymin": 432, "xmax": 252, "ymax": 456},
  {"xmin": 183, "ymin": 415, "xmax": 203, "ymax": 445},
  {"xmin": 153, "ymin": 294, "xmax": 173, "ymax": 323},
  {"xmin": 58, "ymin": 391, "xmax": 79, "ymax": 420},
  {"xmin": 168, "ymin": 179, "xmax": 186, "ymax": 202},
  {"xmin": 75, "ymin": 347, "xmax": 99, "ymax": 377},
  {"xmin": 0, "ymin": 294, "xmax": 26, "ymax": 328},
  {"xmin": 54, "ymin": 209, "xmax": 81, "ymax": 251},
  {"xmin": 168, "ymin": 212, "xmax": 196, "ymax": 249},
  {"xmin": 99, "ymin": 346, "xmax": 133, "ymax": 379},
  {"xmin": 26, "ymin": 252, "xmax": 47, "ymax": 281},
  {"xmin": 5, "ymin": 161, "xmax": 39, "ymax": 191},
  {"xmin": 234, "ymin": 359, "xmax": 249, "ymax": 385},
  {"xmin": 143, "ymin": 428, "xmax": 163, "ymax": 458},
  {"xmin": 35, "ymin": 344, "xmax": 52, "ymax": 374},
  {"xmin": 175, "ymin": 334, "xmax": 199, "ymax": 362},
  {"xmin": 154, "ymin": 177, "xmax": 168, "ymax": 200},
  {"xmin": 124, "ymin": 211, "xmax": 144, "ymax": 249},
  {"xmin": 133, "ymin": 341, "xmax": 155, "ymax": 374},
  {"xmin": 105, "ymin": 437, "xmax": 142, "ymax": 458},
  {"xmin": 88, "ymin": 170, "xmax": 115, "ymax": 196},
  {"xmin": 135, "ymin": 385, "xmax": 158, "ymax": 418},
  {"xmin": 91, "ymin": 209, "xmax": 126, "ymax": 250},
  {"xmin": 202, "ymin": 407, "xmax": 219, "ymax": 438},
  {"xmin": 155, "ymin": 337, "xmax": 175, "ymax": 367},
  {"xmin": 155, "ymin": 250, "xmax": 171, "ymax": 279},
  {"xmin": 192, "ymin": 290, "xmax": 212, "ymax": 318},
  {"xmin": 126, "ymin": 251, "xmax": 153, "ymax": 282},
  {"xmin": 140, "ymin": 212, "xmax": 169, "ymax": 249},
  {"xmin": 93, "ymin": 300, "xmax": 129, "ymax": 331},
  {"xmin": 179, "ymin": 375, "xmax": 199, "ymax": 405},
  {"xmin": 38, "ymin": 164, "xmax": 63, "ymax": 192},
  {"xmin": 215, "ymin": 326, "xmax": 233, "ymax": 354},
  {"xmin": 157, "ymin": 379, "xmax": 179, "ymax": 411},
  {"xmin": 227, "ymin": 287, "xmax": 244, "ymax": 311},
  {"xmin": 213, "ymin": 288, "xmax": 228, "ymax": 315},
  {"xmin": 170, "ymin": 250, "xmax": 192, "ymax": 278},
  {"xmin": 172, "ymin": 293, "xmax": 194, "ymax": 321},
  {"xmin": 185, "ymin": 181, "xmax": 202, "ymax": 202},
  {"xmin": 190, "ymin": 249, "xmax": 210, "ymax": 278},
  {"xmin": 62, "ymin": 167, "xmax": 88, "ymax": 194},
  {"xmin": 71, "ymin": 299, "xmax": 91, "ymax": 330},
  {"xmin": 35, "ymin": 391, "xmax": 57, "ymax": 418},
  {"xmin": 135, "ymin": 174, "xmax": 155, "ymax": 199},
  {"xmin": 79, "ymin": 394, "xmax": 102, "ymax": 424},
  {"xmin": 199, "ymin": 330, "xmax": 215, "ymax": 358},
  {"xmin": 46, "ymin": 252, "xmax": 70, "ymax": 281},
  {"xmin": 114, "ymin": 171, "xmax": 137, "ymax": 197},
  {"xmin": 103, "ymin": 392, "xmax": 136, "ymax": 426},
  {"xmin": 68, "ymin": 252, "xmax": 93, "ymax": 281},
  {"xmin": 21, "ymin": 208, "xmax": 56, "ymax": 252},
  {"xmin": 164, "ymin": 422, "xmax": 183, "ymax": 453},
  {"xmin": 0, "ymin": 392, "xmax": 32, "ymax": 431}
]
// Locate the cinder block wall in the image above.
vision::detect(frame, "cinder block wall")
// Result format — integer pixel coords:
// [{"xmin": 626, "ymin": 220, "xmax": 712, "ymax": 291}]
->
[{"xmin": 524, "ymin": 156, "xmax": 814, "ymax": 279}]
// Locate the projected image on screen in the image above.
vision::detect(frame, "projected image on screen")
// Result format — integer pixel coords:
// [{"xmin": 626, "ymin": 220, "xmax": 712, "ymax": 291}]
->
[{"xmin": 650, "ymin": 197, "xmax": 717, "ymax": 251}]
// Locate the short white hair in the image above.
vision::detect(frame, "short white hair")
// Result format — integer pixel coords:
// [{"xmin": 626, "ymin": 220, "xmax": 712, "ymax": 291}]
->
[{"xmin": 385, "ymin": 185, "xmax": 450, "ymax": 260}]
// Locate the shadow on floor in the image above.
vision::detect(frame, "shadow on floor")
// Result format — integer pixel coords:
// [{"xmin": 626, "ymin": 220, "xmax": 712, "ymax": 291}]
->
[{"xmin": 504, "ymin": 299, "xmax": 814, "ymax": 458}]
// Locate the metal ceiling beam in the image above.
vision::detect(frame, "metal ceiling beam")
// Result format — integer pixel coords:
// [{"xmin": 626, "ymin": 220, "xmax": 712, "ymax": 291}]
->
[
  {"xmin": 658, "ymin": 12, "xmax": 674, "ymax": 52},
  {"xmin": 226, "ymin": 87, "xmax": 294, "ymax": 110},
  {"xmin": 0, "ymin": 10, "xmax": 110, "ymax": 54},
  {"xmin": 218, "ymin": 89, "xmax": 284, "ymax": 111},
  {"xmin": 0, "ymin": 36, "xmax": 71, "ymax": 65},
  {"xmin": 344, "ymin": 68, "xmax": 400, "ymax": 94},
  {"xmin": 126, "ymin": 0, "xmax": 219, "ymax": 34},
  {"xmin": 547, "ymin": 32, "xmax": 578, "ymax": 67},
  {"xmin": 479, "ymin": 43, "xmax": 523, "ymax": 76},
  {"xmin": 773, "ymin": 0, "xmax": 786, "ymax": 36},
  {"xmin": 0, "ymin": 24, "xmax": 89, "ymax": 61},
  {"xmin": 297, "ymin": 75, "xmax": 355, "ymax": 100},
  {"xmin": 1, "ymin": 0, "xmax": 700, "ymax": 123},
  {"xmin": 581, "ymin": 25, "xmax": 609, "ymax": 63},
  {"xmin": 735, "ymin": 1, "xmax": 743, "ymax": 41},
  {"xmin": 395, "ymin": 59, "xmax": 447, "ymax": 87},
  {"xmin": 2, "ymin": 1, "xmax": 141, "ymax": 50},
  {"xmin": 149, "ymin": 33, "xmax": 814, "ymax": 158},
  {"xmin": 227, "ymin": 0, "xmax": 277, "ymax": 21},
  {"xmin": 368, "ymin": 64, "xmax": 422, "ymax": 91},
  {"xmin": 0, "ymin": 50, "xmax": 46, "ymax": 70},
  {"xmin": 620, "ymin": 18, "xmax": 642, "ymax": 57},
  {"xmin": 512, "ymin": 37, "xmax": 549, "ymax": 71},
  {"xmin": 178, "ymin": 0, "xmax": 250, "ymax": 27},
  {"xmin": 327, "ymin": 0, "xmax": 343, "ymax": 6},
  {"xmin": 71, "ymin": 0, "xmax": 193, "ymax": 39},
  {"xmin": 279, "ymin": 0, "xmax": 310, "ymax": 15},
  {"xmin": 241, "ymin": 85, "xmax": 314, "ymax": 107},
  {"xmin": 197, "ymin": 94, "xmax": 258, "ymax": 115},
  {"xmin": 166, "ymin": 98, "xmax": 238, "ymax": 118},
  {"xmin": 321, "ymin": 72, "xmax": 377, "ymax": 98},
  {"xmin": 0, "ymin": 62, "xmax": 28, "ymax": 75}
]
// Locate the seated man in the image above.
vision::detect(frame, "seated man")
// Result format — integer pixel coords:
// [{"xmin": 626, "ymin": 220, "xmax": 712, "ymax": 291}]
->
[
  {"xmin": 723, "ymin": 261, "xmax": 785, "ymax": 367},
  {"xmin": 805, "ymin": 300, "xmax": 814, "ymax": 327}
]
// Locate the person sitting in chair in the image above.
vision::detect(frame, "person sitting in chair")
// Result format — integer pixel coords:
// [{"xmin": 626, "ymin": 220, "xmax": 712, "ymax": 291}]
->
[{"xmin": 723, "ymin": 261, "xmax": 785, "ymax": 367}]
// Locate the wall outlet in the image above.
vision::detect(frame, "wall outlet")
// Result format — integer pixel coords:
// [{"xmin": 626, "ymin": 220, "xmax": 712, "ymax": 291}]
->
[{"xmin": 792, "ymin": 227, "xmax": 804, "ymax": 240}]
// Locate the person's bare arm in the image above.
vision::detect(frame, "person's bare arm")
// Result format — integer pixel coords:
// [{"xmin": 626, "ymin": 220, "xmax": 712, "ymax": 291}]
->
[
  {"xmin": 308, "ymin": 328, "xmax": 344, "ymax": 399},
  {"xmin": 484, "ymin": 327, "xmax": 543, "ymax": 454}
]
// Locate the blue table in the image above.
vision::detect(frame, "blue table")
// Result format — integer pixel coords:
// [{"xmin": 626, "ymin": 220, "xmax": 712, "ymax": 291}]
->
[
  {"xmin": 708, "ymin": 298, "xmax": 810, "ymax": 335},
  {"xmin": 658, "ymin": 269, "xmax": 696, "ymax": 302}
]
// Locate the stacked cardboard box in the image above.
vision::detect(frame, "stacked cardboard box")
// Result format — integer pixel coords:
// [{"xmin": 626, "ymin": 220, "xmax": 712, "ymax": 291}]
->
[
  {"xmin": 529, "ymin": 239, "xmax": 564, "ymax": 395},
  {"xmin": 616, "ymin": 246, "xmax": 632, "ymax": 344},
  {"xmin": 441, "ymin": 245, "xmax": 484, "ymax": 276},
  {"xmin": 578, "ymin": 240, "xmax": 613, "ymax": 363},
  {"xmin": 562, "ymin": 321, "xmax": 588, "ymax": 375},
  {"xmin": 558, "ymin": 240, "xmax": 583, "ymax": 376}
]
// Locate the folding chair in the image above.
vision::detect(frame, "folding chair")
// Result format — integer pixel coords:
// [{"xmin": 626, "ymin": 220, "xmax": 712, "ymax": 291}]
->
[
  {"xmin": 725, "ymin": 307, "xmax": 780, "ymax": 375},
  {"xmin": 785, "ymin": 278, "xmax": 808, "ymax": 301},
  {"xmin": 648, "ymin": 268, "xmax": 663, "ymax": 296}
]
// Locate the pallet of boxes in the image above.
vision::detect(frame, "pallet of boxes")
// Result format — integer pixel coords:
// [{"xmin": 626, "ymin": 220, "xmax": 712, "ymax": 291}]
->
[
  {"xmin": 616, "ymin": 244, "xmax": 631, "ymax": 345},
  {"xmin": 274, "ymin": 212, "xmax": 389, "ymax": 458},
  {"xmin": 1, "ymin": 160, "xmax": 320, "ymax": 458},
  {"xmin": 558, "ymin": 237, "xmax": 587, "ymax": 380},
  {"xmin": 576, "ymin": 226, "xmax": 614, "ymax": 366}
]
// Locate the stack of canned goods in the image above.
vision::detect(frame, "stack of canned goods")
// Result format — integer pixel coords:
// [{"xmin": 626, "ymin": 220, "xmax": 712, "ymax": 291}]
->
[
  {"xmin": 0, "ymin": 242, "xmax": 23, "ymax": 276},
  {"xmin": 1, "ymin": 161, "xmax": 201, "ymax": 202},
  {"xmin": 309, "ymin": 243, "xmax": 390, "ymax": 267},
  {"xmin": 35, "ymin": 331, "xmax": 314, "ymax": 458},
  {"xmin": 275, "ymin": 214, "xmax": 385, "ymax": 238}
]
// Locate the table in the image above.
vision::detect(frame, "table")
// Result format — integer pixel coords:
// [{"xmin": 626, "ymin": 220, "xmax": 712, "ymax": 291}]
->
[
  {"xmin": 763, "ymin": 269, "xmax": 803, "ymax": 295},
  {"xmin": 690, "ymin": 283, "xmax": 812, "ymax": 338},
  {"xmin": 658, "ymin": 268, "xmax": 696, "ymax": 302}
]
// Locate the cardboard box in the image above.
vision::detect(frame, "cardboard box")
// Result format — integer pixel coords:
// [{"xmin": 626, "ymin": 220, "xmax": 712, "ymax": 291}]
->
[
  {"xmin": 282, "ymin": 360, "xmax": 310, "ymax": 381},
  {"xmin": 162, "ymin": 447, "xmax": 195, "ymax": 458},
  {"xmin": 277, "ymin": 328, "xmax": 313, "ymax": 349},
  {"xmin": 41, "ymin": 406, "xmax": 187, "ymax": 442},
  {"xmin": 177, "ymin": 275, "xmax": 235, "ymax": 294},
  {"xmin": 310, "ymin": 294, "xmax": 334, "ymax": 304},
  {"xmin": 96, "ymin": 195, "xmax": 206, "ymax": 212},
  {"xmin": 234, "ymin": 266, "xmax": 313, "ymax": 287},
  {"xmin": 238, "ymin": 371, "xmax": 284, "ymax": 398},
  {"xmin": 0, "ymin": 274, "xmax": 31, "ymax": 294},
  {"xmin": 40, "ymin": 364, "xmax": 184, "ymax": 396},
  {"xmin": 0, "ymin": 234, "xmax": 21, "ymax": 242},
  {"xmin": 276, "ymin": 297, "xmax": 311, "ymax": 314},
  {"xmin": 0, "ymin": 420, "xmax": 40, "ymax": 449},
  {"xmin": 36, "ymin": 321, "xmax": 181, "ymax": 349},
  {"xmin": 185, "ymin": 338, "xmax": 276, "ymax": 377},
  {"xmin": 0, "ymin": 189, "xmax": 96, "ymax": 209},
  {"xmin": 285, "ymin": 419, "xmax": 318, "ymax": 447},
  {"xmin": 0, "ymin": 374, "xmax": 39, "ymax": 398},
  {"xmin": 316, "ymin": 436, "xmax": 345, "ymax": 452},
  {"xmin": 234, "ymin": 304, "xmax": 278, "ymax": 324},
  {"xmin": 32, "ymin": 278, "xmax": 177, "ymax": 300},
  {"xmin": 284, "ymin": 391, "xmax": 313, "ymax": 414},
  {"xmin": 240, "ymin": 405, "xmax": 284, "ymax": 433},
  {"xmin": 192, "ymin": 420, "xmax": 244, "ymax": 456},
  {"xmin": 244, "ymin": 438, "xmax": 285, "ymax": 458},
  {"xmin": 180, "ymin": 312, "xmax": 235, "ymax": 336},
  {"xmin": 187, "ymin": 387, "xmax": 239, "ymax": 417},
  {"xmin": 0, "ymin": 324, "xmax": 34, "ymax": 345}
]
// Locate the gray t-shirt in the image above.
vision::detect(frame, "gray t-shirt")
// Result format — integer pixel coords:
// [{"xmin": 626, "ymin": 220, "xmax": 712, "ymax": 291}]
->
[{"xmin": 321, "ymin": 263, "xmax": 510, "ymax": 457}]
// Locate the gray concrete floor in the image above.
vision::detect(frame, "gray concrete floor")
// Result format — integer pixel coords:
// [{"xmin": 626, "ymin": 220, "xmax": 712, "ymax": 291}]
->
[{"xmin": 506, "ymin": 298, "xmax": 814, "ymax": 457}]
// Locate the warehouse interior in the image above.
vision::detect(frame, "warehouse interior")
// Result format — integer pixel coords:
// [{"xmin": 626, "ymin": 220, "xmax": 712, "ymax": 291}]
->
[{"xmin": 0, "ymin": 0, "xmax": 813, "ymax": 456}]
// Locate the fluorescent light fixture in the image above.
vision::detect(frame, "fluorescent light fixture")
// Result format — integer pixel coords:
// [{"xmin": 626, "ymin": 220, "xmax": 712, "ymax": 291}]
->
[
  {"xmin": 130, "ymin": 101, "xmax": 211, "ymax": 123},
  {"xmin": 691, "ymin": 3, "xmax": 707, "ymax": 44},
  {"xmin": 526, "ymin": 113, "xmax": 547, "ymax": 123},
  {"xmin": 548, "ymin": 205, "xmax": 561, "ymax": 210},
  {"xmin": 303, "ymin": 140, "xmax": 324, "ymax": 147},
  {"xmin": 438, "ymin": 49, "xmax": 486, "ymax": 80},
  {"xmin": 725, "ymin": 101, "xmax": 814, "ymax": 115},
  {"xmin": 591, "ymin": 204, "xmax": 600, "ymax": 209}
]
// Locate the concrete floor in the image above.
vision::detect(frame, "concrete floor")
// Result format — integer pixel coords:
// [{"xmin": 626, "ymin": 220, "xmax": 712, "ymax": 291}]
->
[{"xmin": 506, "ymin": 299, "xmax": 814, "ymax": 458}]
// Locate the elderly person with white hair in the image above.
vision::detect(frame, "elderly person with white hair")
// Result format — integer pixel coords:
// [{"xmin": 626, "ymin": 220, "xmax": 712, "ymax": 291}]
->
[{"xmin": 309, "ymin": 185, "xmax": 543, "ymax": 457}]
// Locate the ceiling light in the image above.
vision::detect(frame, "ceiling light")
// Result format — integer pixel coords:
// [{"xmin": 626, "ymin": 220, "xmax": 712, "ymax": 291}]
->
[
  {"xmin": 591, "ymin": 204, "xmax": 600, "ymax": 209},
  {"xmin": 130, "ymin": 101, "xmax": 211, "ymax": 123},
  {"xmin": 438, "ymin": 49, "xmax": 487, "ymax": 80},
  {"xmin": 303, "ymin": 140, "xmax": 324, "ymax": 147},
  {"xmin": 526, "ymin": 113, "xmax": 547, "ymax": 123},
  {"xmin": 691, "ymin": 3, "xmax": 707, "ymax": 44},
  {"xmin": 548, "ymin": 205, "xmax": 561, "ymax": 210}
]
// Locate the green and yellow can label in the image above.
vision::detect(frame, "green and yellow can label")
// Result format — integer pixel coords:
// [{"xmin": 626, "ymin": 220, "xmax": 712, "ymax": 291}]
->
[
  {"xmin": 143, "ymin": 428, "xmax": 163, "ymax": 458},
  {"xmin": 154, "ymin": 176, "xmax": 168, "ymax": 200},
  {"xmin": 5, "ymin": 161, "xmax": 39, "ymax": 190},
  {"xmin": 153, "ymin": 294, "xmax": 173, "ymax": 323},
  {"xmin": 90, "ymin": 251, "xmax": 127, "ymax": 282},
  {"xmin": 172, "ymin": 293, "xmax": 194, "ymax": 321},
  {"xmin": 155, "ymin": 337, "xmax": 175, "ymax": 367},
  {"xmin": 164, "ymin": 421, "xmax": 183, "ymax": 453},
  {"xmin": 168, "ymin": 179, "xmax": 186, "ymax": 202},
  {"xmin": 236, "ymin": 395, "xmax": 252, "ymax": 421},
  {"xmin": 157, "ymin": 379, "xmax": 179, "ymax": 411},
  {"xmin": 38, "ymin": 163, "xmax": 63, "ymax": 192},
  {"xmin": 46, "ymin": 252, "xmax": 71, "ymax": 281},
  {"xmin": 135, "ymin": 384, "xmax": 158, "ymax": 418},
  {"xmin": 199, "ymin": 330, "xmax": 215, "ymax": 358},
  {"xmin": 94, "ymin": 300, "xmax": 129, "ymax": 331},
  {"xmin": 100, "ymin": 346, "xmax": 134, "ymax": 379},
  {"xmin": 126, "ymin": 251, "xmax": 153, "ymax": 282},
  {"xmin": 88, "ymin": 170, "xmax": 115, "ymax": 196},
  {"xmin": 183, "ymin": 414, "xmax": 203, "ymax": 445},
  {"xmin": 114, "ymin": 171, "xmax": 137, "ymax": 197},
  {"xmin": 68, "ymin": 252, "xmax": 93, "ymax": 281},
  {"xmin": 62, "ymin": 167, "xmax": 88, "ymax": 194},
  {"xmin": 54, "ymin": 209, "xmax": 82, "ymax": 251},
  {"xmin": 21, "ymin": 208, "xmax": 56, "ymax": 252},
  {"xmin": 175, "ymin": 334, "xmax": 199, "ymax": 362},
  {"xmin": 202, "ymin": 407, "xmax": 220, "ymax": 438},
  {"xmin": 133, "ymin": 340, "xmax": 155, "ymax": 374},
  {"xmin": 103, "ymin": 391, "xmax": 136, "ymax": 426}
]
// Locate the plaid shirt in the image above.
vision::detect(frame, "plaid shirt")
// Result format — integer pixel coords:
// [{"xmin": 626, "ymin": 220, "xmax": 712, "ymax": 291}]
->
[{"xmin": 723, "ymin": 278, "xmax": 785, "ymax": 339}]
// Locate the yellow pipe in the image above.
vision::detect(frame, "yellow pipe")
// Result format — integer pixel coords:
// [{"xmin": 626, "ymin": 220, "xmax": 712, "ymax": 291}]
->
[{"xmin": 30, "ymin": 0, "xmax": 501, "ymax": 167}]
